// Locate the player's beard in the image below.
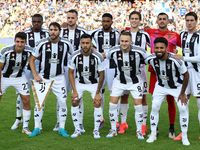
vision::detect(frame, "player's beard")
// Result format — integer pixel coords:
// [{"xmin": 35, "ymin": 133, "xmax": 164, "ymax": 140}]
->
[
  {"xmin": 156, "ymin": 51, "xmax": 166, "ymax": 59},
  {"xmin": 50, "ymin": 34, "xmax": 59, "ymax": 41},
  {"xmin": 103, "ymin": 25, "xmax": 111, "ymax": 31},
  {"xmin": 82, "ymin": 46, "xmax": 91, "ymax": 54}
]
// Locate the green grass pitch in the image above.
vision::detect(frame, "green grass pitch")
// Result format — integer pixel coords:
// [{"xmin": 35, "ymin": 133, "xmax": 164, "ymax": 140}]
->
[{"xmin": 0, "ymin": 44, "xmax": 199, "ymax": 150}]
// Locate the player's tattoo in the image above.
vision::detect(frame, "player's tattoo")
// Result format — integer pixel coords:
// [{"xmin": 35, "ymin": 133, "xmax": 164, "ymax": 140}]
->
[{"xmin": 96, "ymin": 71, "xmax": 104, "ymax": 94}]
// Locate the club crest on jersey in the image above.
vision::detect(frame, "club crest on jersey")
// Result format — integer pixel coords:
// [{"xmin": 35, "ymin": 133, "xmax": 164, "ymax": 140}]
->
[
  {"xmin": 137, "ymin": 36, "xmax": 141, "ymax": 41},
  {"xmin": 167, "ymin": 64, "xmax": 171, "ymax": 70},
  {"xmin": 59, "ymin": 45, "xmax": 63, "ymax": 51},
  {"xmin": 91, "ymin": 59, "xmax": 94, "ymax": 65},
  {"xmin": 191, "ymin": 37, "xmax": 195, "ymax": 43},
  {"xmin": 111, "ymin": 34, "xmax": 114, "ymax": 39},
  {"xmin": 23, "ymin": 55, "xmax": 26, "ymax": 60},
  {"xmin": 130, "ymin": 55, "xmax": 134, "ymax": 61},
  {"xmin": 76, "ymin": 33, "xmax": 79, "ymax": 38}
]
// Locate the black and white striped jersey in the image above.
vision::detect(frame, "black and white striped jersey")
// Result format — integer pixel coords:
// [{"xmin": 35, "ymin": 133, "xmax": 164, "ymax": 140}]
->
[
  {"xmin": 89, "ymin": 28, "xmax": 119, "ymax": 53},
  {"xmin": 106, "ymin": 45, "xmax": 150, "ymax": 84},
  {"xmin": 145, "ymin": 53, "xmax": 187, "ymax": 89},
  {"xmin": 0, "ymin": 45, "xmax": 33, "ymax": 77},
  {"xmin": 68, "ymin": 49, "xmax": 104, "ymax": 84},
  {"xmin": 128, "ymin": 29, "xmax": 151, "ymax": 49},
  {"xmin": 61, "ymin": 25, "xmax": 87, "ymax": 51},
  {"xmin": 32, "ymin": 37, "xmax": 74, "ymax": 79},
  {"xmin": 180, "ymin": 30, "xmax": 200, "ymax": 72},
  {"xmin": 24, "ymin": 28, "xmax": 49, "ymax": 48},
  {"xmin": 89, "ymin": 28, "xmax": 119, "ymax": 68}
]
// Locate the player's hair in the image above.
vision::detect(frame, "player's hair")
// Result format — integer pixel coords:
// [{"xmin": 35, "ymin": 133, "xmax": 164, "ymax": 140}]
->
[
  {"xmin": 129, "ymin": 11, "xmax": 142, "ymax": 20},
  {"xmin": 32, "ymin": 14, "xmax": 43, "ymax": 22},
  {"xmin": 67, "ymin": 9, "xmax": 78, "ymax": 16},
  {"xmin": 102, "ymin": 13, "xmax": 113, "ymax": 20},
  {"xmin": 185, "ymin": 12, "xmax": 198, "ymax": 21},
  {"xmin": 120, "ymin": 31, "xmax": 132, "ymax": 38},
  {"xmin": 154, "ymin": 37, "xmax": 168, "ymax": 47},
  {"xmin": 80, "ymin": 34, "xmax": 92, "ymax": 41},
  {"xmin": 49, "ymin": 22, "xmax": 61, "ymax": 31},
  {"xmin": 15, "ymin": 32, "xmax": 27, "ymax": 40},
  {"xmin": 157, "ymin": 12, "xmax": 169, "ymax": 19}
]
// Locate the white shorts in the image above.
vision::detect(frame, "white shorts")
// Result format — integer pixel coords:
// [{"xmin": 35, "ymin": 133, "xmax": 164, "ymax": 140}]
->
[
  {"xmin": 110, "ymin": 78, "xmax": 143, "ymax": 99},
  {"xmin": 122, "ymin": 65, "xmax": 148, "ymax": 96},
  {"xmin": 75, "ymin": 80, "xmax": 98, "ymax": 99},
  {"xmin": 185, "ymin": 68, "xmax": 200, "ymax": 97},
  {"xmin": 152, "ymin": 82, "xmax": 182, "ymax": 103},
  {"xmin": 1, "ymin": 75, "xmax": 30, "ymax": 95},
  {"xmin": 40, "ymin": 74, "xmax": 67, "ymax": 101},
  {"xmin": 64, "ymin": 66, "xmax": 72, "ymax": 93},
  {"xmin": 102, "ymin": 68, "xmax": 115, "ymax": 90}
]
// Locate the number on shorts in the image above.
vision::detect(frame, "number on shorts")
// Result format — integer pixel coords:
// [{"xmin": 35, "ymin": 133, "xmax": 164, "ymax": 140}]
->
[
  {"xmin": 197, "ymin": 83, "xmax": 200, "ymax": 90},
  {"xmin": 22, "ymin": 83, "xmax": 28, "ymax": 90},
  {"xmin": 137, "ymin": 86, "xmax": 142, "ymax": 92},
  {"xmin": 39, "ymin": 82, "xmax": 46, "ymax": 93},
  {"xmin": 61, "ymin": 87, "xmax": 66, "ymax": 94},
  {"xmin": 143, "ymin": 82, "xmax": 147, "ymax": 88}
]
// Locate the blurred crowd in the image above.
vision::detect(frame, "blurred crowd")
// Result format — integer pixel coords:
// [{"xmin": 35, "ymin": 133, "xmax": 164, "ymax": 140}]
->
[{"xmin": 0, "ymin": 0, "xmax": 200, "ymax": 37}]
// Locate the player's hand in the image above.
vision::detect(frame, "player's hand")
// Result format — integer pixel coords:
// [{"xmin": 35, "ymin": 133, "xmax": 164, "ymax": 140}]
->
[
  {"xmin": 174, "ymin": 54, "xmax": 183, "ymax": 60},
  {"xmin": 119, "ymin": 28, "xmax": 125, "ymax": 34},
  {"xmin": 61, "ymin": 22, "xmax": 68, "ymax": 28},
  {"xmin": 178, "ymin": 93, "xmax": 188, "ymax": 106},
  {"xmin": 93, "ymin": 93, "xmax": 101, "ymax": 106},
  {"xmin": 173, "ymin": 49, "xmax": 178, "ymax": 54},
  {"xmin": 144, "ymin": 26, "xmax": 150, "ymax": 30},
  {"xmin": 34, "ymin": 75, "xmax": 43, "ymax": 82},
  {"xmin": 71, "ymin": 91, "xmax": 79, "ymax": 101}
]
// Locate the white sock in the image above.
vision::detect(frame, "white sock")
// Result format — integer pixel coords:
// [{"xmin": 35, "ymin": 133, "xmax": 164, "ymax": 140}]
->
[
  {"xmin": 16, "ymin": 95, "xmax": 23, "ymax": 118},
  {"xmin": 109, "ymin": 102, "xmax": 118, "ymax": 130},
  {"xmin": 34, "ymin": 107, "xmax": 42, "ymax": 128},
  {"xmin": 120, "ymin": 103, "xmax": 129, "ymax": 123},
  {"xmin": 134, "ymin": 104, "xmax": 143, "ymax": 131},
  {"xmin": 197, "ymin": 98, "xmax": 200, "ymax": 124},
  {"xmin": 23, "ymin": 109, "xmax": 31, "ymax": 128},
  {"xmin": 59, "ymin": 101, "xmax": 67, "ymax": 129},
  {"xmin": 94, "ymin": 107, "xmax": 102, "ymax": 130},
  {"xmin": 182, "ymin": 131, "xmax": 188, "ymax": 139},
  {"xmin": 142, "ymin": 105, "xmax": 148, "ymax": 125},
  {"xmin": 116, "ymin": 100, "xmax": 120, "ymax": 122},
  {"xmin": 56, "ymin": 101, "xmax": 59, "ymax": 123},
  {"xmin": 71, "ymin": 106, "xmax": 80, "ymax": 130},
  {"xmin": 79, "ymin": 98, "xmax": 84, "ymax": 124},
  {"xmin": 101, "ymin": 93, "xmax": 105, "ymax": 121},
  {"xmin": 177, "ymin": 101, "xmax": 188, "ymax": 133}
]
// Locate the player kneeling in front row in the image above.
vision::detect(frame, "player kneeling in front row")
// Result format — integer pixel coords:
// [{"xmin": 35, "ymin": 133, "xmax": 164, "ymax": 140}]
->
[
  {"xmin": 104, "ymin": 31, "xmax": 150, "ymax": 139},
  {"xmin": 146, "ymin": 37, "xmax": 190, "ymax": 146},
  {"xmin": 0, "ymin": 32, "xmax": 32, "ymax": 135},
  {"xmin": 68, "ymin": 34, "xmax": 104, "ymax": 139}
]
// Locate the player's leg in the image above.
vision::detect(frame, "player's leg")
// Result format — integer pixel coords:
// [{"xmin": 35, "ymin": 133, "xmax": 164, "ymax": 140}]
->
[
  {"xmin": 91, "ymin": 84, "xmax": 102, "ymax": 139},
  {"xmin": 176, "ymin": 95, "xmax": 190, "ymax": 146},
  {"xmin": 106, "ymin": 79, "xmax": 124, "ymax": 138},
  {"xmin": 11, "ymin": 94, "xmax": 23, "ymax": 130},
  {"xmin": 146, "ymin": 85, "xmax": 165, "ymax": 143},
  {"xmin": 166, "ymin": 95, "xmax": 176, "ymax": 138},
  {"xmin": 53, "ymin": 102, "xmax": 60, "ymax": 131},
  {"xmin": 118, "ymin": 93, "xmax": 129, "ymax": 134},
  {"xmin": 71, "ymin": 81, "xmax": 83, "ymax": 138},
  {"xmin": 142, "ymin": 95, "xmax": 148, "ymax": 135},
  {"xmin": 79, "ymin": 98, "xmax": 85, "ymax": 132}
]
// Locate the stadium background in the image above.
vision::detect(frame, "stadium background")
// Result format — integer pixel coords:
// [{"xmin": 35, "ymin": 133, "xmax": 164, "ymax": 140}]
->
[{"xmin": 0, "ymin": 0, "xmax": 199, "ymax": 149}]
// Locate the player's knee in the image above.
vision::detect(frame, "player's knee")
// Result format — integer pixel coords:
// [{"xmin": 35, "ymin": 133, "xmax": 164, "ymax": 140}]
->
[
  {"xmin": 72, "ymin": 100, "xmax": 79, "ymax": 107},
  {"xmin": 178, "ymin": 105, "xmax": 187, "ymax": 113},
  {"xmin": 152, "ymin": 102, "xmax": 160, "ymax": 112},
  {"xmin": 94, "ymin": 100, "xmax": 101, "ymax": 108}
]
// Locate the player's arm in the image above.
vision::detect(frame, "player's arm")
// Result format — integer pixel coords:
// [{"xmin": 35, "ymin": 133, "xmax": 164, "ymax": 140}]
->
[
  {"xmin": 94, "ymin": 70, "xmax": 104, "ymax": 106},
  {"xmin": 29, "ymin": 55, "xmax": 42, "ymax": 82},
  {"xmin": 68, "ymin": 68, "xmax": 79, "ymax": 101},
  {"xmin": 0, "ymin": 62, "xmax": 4, "ymax": 95},
  {"xmin": 178, "ymin": 70, "xmax": 189, "ymax": 106}
]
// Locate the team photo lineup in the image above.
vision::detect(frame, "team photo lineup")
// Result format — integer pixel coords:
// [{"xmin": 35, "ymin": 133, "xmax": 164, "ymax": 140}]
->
[{"xmin": 1, "ymin": 0, "xmax": 200, "ymax": 147}]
